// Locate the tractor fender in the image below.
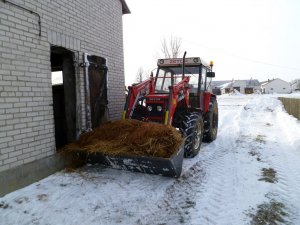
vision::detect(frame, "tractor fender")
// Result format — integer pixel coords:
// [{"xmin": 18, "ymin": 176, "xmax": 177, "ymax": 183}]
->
[{"xmin": 203, "ymin": 92, "xmax": 216, "ymax": 113}]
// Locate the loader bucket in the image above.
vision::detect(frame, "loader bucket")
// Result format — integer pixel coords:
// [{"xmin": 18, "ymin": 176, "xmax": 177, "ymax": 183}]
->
[{"xmin": 79, "ymin": 143, "xmax": 185, "ymax": 178}]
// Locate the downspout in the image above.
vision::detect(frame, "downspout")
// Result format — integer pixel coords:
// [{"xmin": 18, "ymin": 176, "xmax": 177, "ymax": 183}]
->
[{"xmin": 83, "ymin": 53, "xmax": 92, "ymax": 131}]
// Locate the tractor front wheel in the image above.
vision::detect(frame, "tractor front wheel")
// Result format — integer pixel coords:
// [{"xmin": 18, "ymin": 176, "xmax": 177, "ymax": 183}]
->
[{"xmin": 180, "ymin": 112, "xmax": 204, "ymax": 158}]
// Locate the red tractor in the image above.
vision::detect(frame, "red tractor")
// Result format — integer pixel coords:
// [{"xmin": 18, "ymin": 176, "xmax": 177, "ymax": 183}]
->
[
  {"xmin": 123, "ymin": 52, "xmax": 218, "ymax": 159},
  {"xmin": 84, "ymin": 53, "xmax": 218, "ymax": 178}
]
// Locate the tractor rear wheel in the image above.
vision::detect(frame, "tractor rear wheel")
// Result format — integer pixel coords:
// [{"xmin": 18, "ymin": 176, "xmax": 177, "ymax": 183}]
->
[
  {"xmin": 180, "ymin": 112, "xmax": 204, "ymax": 158},
  {"xmin": 203, "ymin": 98, "xmax": 218, "ymax": 142}
]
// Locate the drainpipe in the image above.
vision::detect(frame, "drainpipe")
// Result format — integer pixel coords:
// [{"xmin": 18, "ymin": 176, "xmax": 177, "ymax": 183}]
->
[{"xmin": 83, "ymin": 53, "xmax": 92, "ymax": 131}]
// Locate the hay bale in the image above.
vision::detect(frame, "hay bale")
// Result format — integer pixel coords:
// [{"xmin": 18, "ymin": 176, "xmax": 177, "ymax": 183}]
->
[{"xmin": 64, "ymin": 119, "xmax": 183, "ymax": 158}]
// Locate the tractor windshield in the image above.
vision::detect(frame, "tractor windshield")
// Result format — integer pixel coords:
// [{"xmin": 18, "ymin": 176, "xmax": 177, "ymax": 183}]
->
[{"xmin": 155, "ymin": 66, "xmax": 201, "ymax": 92}]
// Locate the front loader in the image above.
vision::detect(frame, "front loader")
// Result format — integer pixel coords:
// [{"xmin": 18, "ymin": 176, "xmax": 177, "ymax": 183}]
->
[{"xmin": 84, "ymin": 52, "xmax": 218, "ymax": 177}]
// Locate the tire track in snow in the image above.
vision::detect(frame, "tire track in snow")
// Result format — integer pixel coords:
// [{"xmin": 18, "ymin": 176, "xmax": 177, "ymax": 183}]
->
[
  {"xmin": 257, "ymin": 100, "xmax": 300, "ymax": 223},
  {"xmin": 137, "ymin": 145, "xmax": 230, "ymax": 225},
  {"xmin": 186, "ymin": 98, "xmax": 253, "ymax": 225},
  {"xmin": 131, "ymin": 140, "xmax": 218, "ymax": 224},
  {"xmin": 270, "ymin": 151, "xmax": 300, "ymax": 223},
  {"xmin": 192, "ymin": 150, "xmax": 237, "ymax": 224},
  {"xmin": 188, "ymin": 100, "xmax": 248, "ymax": 225},
  {"xmin": 137, "ymin": 98, "xmax": 247, "ymax": 225},
  {"xmin": 238, "ymin": 96, "xmax": 300, "ymax": 224}
]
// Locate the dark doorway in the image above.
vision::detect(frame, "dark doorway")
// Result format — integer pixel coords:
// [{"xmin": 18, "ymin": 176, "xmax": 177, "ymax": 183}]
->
[
  {"xmin": 51, "ymin": 46, "xmax": 76, "ymax": 148},
  {"xmin": 245, "ymin": 87, "xmax": 254, "ymax": 94}
]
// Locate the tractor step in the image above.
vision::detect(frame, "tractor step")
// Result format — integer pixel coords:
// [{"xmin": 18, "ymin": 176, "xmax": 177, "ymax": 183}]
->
[{"xmin": 78, "ymin": 143, "xmax": 184, "ymax": 178}]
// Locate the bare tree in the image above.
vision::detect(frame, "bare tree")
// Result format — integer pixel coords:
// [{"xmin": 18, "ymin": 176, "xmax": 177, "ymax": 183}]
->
[
  {"xmin": 136, "ymin": 67, "xmax": 144, "ymax": 83},
  {"xmin": 161, "ymin": 36, "xmax": 182, "ymax": 58},
  {"xmin": 161, "ymin": 38, "xmax": 171, "ymax": 58}
]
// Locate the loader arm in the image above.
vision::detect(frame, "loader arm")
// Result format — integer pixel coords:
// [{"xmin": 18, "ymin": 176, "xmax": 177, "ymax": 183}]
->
[
  {"xmin": 123, "ymin": 78, "xmax": 155, "ymax": 119},
  {"xmin": 165, "ymin": 76, "xmax": 190, "ymax": 125}
]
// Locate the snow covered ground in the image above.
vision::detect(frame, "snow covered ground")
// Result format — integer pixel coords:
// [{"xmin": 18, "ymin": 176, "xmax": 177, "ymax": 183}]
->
[{"xmin": 1, "ymin": 94, "xmax": 300, "ymax": 225}]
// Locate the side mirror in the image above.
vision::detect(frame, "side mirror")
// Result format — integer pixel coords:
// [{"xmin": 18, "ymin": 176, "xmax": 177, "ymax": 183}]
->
[{"xmin": 206, "ymin": 72, "xmax": 215, "ymax": 78}]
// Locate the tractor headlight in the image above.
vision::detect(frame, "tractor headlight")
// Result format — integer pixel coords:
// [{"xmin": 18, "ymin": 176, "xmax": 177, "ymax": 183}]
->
[
  {"xmin": 157, "ymin": 106, "xmax": 162, "ymax": 112},
  {"xmin": 147, "ymin": 106, "xmax": 152, "ymax": 111}
]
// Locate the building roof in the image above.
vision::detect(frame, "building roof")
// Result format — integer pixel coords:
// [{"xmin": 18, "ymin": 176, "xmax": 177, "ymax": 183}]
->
[
  {"xmin": 260, "ymin": 81, "xmax": 269, "ymax": 86},
  {"xmin": 213, "ymin": 79, "xmax": 260, "ymax": 89},
  {"xmin": 120, "ymin": 0, "xmax": 130, "ymax": 14},
  {"xmin": 218, "ymin": 81, "xmax": 233, "ymax": 89},
  {"xmin": 211, "ymin": 80, "xmax": 232, "ymax": 88},
  {"xmin": 260, "ymin": 78, "xmax": 275, "ymax": 86},
  {"xmin": 290, "ymin": 79, "xmax": 300, "ymax": 85},
  {"xmin": 246, "ymin": 79, "xmax": 260, "ymax": 86},
  {"xmin": 260, "ymin": 78, "xmax": 289, "ymax": 87}
]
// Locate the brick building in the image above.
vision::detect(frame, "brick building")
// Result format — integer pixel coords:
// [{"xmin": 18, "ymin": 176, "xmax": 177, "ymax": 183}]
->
[{"xmin": 0, "ymin": 0, "xmax": 130, "ymax": 195}]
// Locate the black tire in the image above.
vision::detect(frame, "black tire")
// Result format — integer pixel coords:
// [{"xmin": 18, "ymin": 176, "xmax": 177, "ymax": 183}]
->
[
  {"xmin": 180, "ymin": 112, "xmax": 204, "ymax": 158},
  {"xmin": 203, "ymin": 98, "xmax": 218, "ymax": 142}
]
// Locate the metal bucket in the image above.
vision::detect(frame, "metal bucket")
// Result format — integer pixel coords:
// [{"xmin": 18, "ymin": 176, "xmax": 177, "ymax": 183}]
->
[{"xmin": 78, "ymin": 143, "xmax": 184, "ymax": 178}]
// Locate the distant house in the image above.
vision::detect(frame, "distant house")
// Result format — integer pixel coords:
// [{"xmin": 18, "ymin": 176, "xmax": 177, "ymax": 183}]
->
[
  {"xmin": 261, "ymin": 78, "xmax": 292, "ymax": 94},
  {"xmin": 232, "ymin": 80, "xmax": 260, "ymax": 94},
  {"xmin": 218, "ymin": 81, "xmax": 234, "ymax": 94},
  {"xmin": 214, "ymin": 79, "xmax": 260, "ymax": 95},
  {"xmin": 210, "ymin": 80, "xmax": 232, "ymax": 95},
  {"xmin": 291, "ymin": 79, "xmax": 300, "ymax": 92}
]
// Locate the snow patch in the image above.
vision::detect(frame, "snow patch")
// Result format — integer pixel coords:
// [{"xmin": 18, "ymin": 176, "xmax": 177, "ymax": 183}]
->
[{"xmin": 1, "ymin": 95, "xmax": 300, "ymax": 225}]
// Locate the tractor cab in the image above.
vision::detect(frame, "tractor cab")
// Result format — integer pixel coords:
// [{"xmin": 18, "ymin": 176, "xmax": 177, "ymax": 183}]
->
[
  {"xmin": 155, "ymin": 57, "xmax": 214, "ymax": 92},
  {"xmin": 126, "ymin": 56, "xmax": 215, "ymax": 125},
  {"xmin": 154, "ymin": 57, "xmax": 214, "ymax": 110}
]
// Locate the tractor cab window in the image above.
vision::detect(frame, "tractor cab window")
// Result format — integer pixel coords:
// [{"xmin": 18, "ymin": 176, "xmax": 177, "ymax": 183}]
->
[
  {"xmin": 155, "ymin": 68, "xmax": 181, "ymax": 92},
  {"xmin": 202, "ymin": 68, "xmax": 207, "ymax": 90},
  {"xmin": 182, "ymin": 67, "xmax": 201, "ymax": 93},
  {"xmin": 188, "ymin": 67, "xmax": 201, "ymax": 93},
  {"xmin": 203, "ymin": 68, "xmax": 212, "ymax": 91},
  {"xmin": 155, "ymin": 66, "xmax": 201, "ymax": 93}
]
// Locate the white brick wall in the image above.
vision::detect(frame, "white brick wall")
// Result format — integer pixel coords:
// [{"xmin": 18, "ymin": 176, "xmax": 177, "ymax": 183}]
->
[{"xmin": 0, "ymin": 0, "xmax": 126, "ymax": 172}]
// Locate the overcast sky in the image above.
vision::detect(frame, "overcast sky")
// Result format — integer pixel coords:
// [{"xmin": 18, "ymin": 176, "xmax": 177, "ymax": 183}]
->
[{"xmin": 122, "ymin": 0, "xmax": 300, "ymax": 85}]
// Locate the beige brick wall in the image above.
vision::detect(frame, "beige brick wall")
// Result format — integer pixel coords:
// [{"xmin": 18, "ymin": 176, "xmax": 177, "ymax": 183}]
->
[{"xmin": 0, "ymin": 0, "xmax": 126, "ymax": 172}]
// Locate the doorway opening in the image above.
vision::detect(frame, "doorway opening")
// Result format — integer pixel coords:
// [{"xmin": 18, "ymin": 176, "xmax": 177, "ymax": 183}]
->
[{"xmin": 51, "ymin": 46, "xmax": 76, "ymax": 148}]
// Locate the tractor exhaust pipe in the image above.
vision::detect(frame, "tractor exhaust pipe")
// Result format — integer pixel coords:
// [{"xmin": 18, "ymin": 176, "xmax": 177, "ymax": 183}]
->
[{"xmin": 182, "ymin": 51, "xmax": 187, "ymax": 79}]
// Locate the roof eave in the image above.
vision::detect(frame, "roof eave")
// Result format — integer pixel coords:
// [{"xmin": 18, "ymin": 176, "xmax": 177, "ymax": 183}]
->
[{"xmin": 120, "ymin": 0, "xmax": 131, "ymax": 14}]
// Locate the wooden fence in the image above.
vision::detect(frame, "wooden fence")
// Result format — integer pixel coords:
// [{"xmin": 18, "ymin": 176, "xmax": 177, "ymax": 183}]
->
[{"xmin": 278, "ymin": 97, "xmax": 300, "ymax": 120}]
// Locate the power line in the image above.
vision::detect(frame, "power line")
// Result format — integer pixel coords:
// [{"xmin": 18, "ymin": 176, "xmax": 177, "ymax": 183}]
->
[{"xmin": 185, "ymin": 39, "xmax": 300, "ymax": 72}]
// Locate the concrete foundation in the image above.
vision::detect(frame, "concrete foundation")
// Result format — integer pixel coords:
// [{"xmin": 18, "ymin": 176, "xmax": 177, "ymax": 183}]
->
[{"xmin": 0, "ymin": 153, "xmax": 73, "ymax": 197}]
